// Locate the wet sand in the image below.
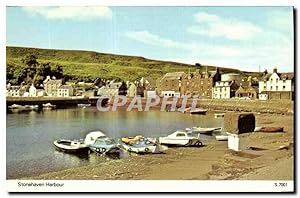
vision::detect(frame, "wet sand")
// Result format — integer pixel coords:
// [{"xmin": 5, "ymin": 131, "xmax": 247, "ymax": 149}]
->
[{"xmin": 25, "ymin": 113, "xmax": 293, "ymax": 180}]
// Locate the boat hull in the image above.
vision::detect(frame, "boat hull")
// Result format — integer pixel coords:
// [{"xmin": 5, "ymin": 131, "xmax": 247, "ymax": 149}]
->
[
  {"xmin": 159, "ymin": 138, "xmax": 203, "ymax": 147},
  {"xmin": 53, "ymin": 140, "xmax": 89, "ymax": 153}
]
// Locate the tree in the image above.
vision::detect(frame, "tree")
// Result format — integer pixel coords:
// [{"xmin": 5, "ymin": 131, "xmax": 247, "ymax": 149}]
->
[
  {"xmin": 195, "ymin": 63, "xmax": 201, "ymax": 67},
  {"xmin": 51, "ymin": 63, "xmax": 63, "ymax": 79}
]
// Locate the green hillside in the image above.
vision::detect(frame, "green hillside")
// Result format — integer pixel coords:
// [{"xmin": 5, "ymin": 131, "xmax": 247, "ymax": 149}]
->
[{"xmin": 6, "ymin": 46, "xmax": 261, "ymax": 84}]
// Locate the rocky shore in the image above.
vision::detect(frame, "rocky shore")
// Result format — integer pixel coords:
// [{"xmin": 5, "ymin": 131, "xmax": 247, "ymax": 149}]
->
[{"xmin": 25, "ymin": 113, "xmax": 293, "ymax": 180}]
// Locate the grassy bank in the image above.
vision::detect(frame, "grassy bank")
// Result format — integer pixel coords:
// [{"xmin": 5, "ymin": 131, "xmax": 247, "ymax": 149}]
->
[{"xmin": 7, "ymin": 46, "xmax": 262, "ymax": 82}]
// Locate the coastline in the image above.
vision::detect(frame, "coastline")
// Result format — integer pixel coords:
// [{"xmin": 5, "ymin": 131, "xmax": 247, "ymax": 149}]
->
[{"xmin": 20, "ymin": 113, "xmax": 293, "ymax": 180}]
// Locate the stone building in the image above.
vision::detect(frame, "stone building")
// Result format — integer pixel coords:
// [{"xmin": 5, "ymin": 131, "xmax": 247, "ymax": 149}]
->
[
  {"xmin": 44, "ymin": 79, "xmax": 63, "ymax": 96},
  {"xmin": 258, "ymin": 68, "xmax": 294, "ymax": 101},
  {"xmin": 235, "ymin": 77, "xmax": 259, "ymax": 99},
  {"xmin": 156, "ymin": 72, "xmax": 186, "ymax": 97},
  {"xmin": 181, "ymin": 68, "xmax": 221, "ymax": 98},
  {"xmin": 98, "ymin": 82, "xmax": 127, "ymax": 97}
]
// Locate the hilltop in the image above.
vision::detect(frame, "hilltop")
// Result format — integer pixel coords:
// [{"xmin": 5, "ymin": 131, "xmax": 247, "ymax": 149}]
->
[{"xmin": 6, "ymin": 46, "xmax": 261, "ymax": 83}]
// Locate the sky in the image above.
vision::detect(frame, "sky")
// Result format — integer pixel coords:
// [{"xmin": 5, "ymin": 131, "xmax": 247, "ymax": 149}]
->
[{"xmin": 6, "ymin": 6, "xmax": 294, "ymax": 72}]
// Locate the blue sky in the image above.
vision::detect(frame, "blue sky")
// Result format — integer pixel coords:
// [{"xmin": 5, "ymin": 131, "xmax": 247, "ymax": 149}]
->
[{"xmin": 6, "ymin": 6, "xmax": 294, "ymax": 72}]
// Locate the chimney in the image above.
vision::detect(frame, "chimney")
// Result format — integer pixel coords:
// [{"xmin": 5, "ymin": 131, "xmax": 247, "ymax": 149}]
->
[
  {"xmin": 263, "ymin": 69, "xmax": 268, "ymax": 76},
  {"xmin": 273, "ymin": 68, "xmax": 278, "ymax": 73}
]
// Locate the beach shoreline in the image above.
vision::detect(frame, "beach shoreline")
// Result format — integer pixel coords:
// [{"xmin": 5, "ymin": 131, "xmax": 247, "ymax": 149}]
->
[{"xmin": 18, "ymin": 113, "xmax": 293, "ymax": 180}]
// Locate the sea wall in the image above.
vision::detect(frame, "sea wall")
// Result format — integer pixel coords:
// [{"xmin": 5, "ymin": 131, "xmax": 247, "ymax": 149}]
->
[{"xmin": 194, "ymin": 99, "xmax": 294, "ymax": 115}]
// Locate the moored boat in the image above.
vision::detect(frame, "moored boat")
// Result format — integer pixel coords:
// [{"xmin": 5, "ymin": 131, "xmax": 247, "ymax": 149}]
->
[
  {"xmin": 185, "ymin": 126, "xmax": 222, "ymax": 134},
  {"xmin": 43, "ymin": 103, "xmax": 56, "ymax": 110},
  {"xmin": 120, "ymin": 136, "xmax": 168, "ymax": 154},
  {"xmin": 158, "ymin": 131, "xmax": 203, "ymax": 146},
  {"xmin": 53, "ymin": 139, "xmax": 89, "ymax": 153},
  {"xmin": 85, "ymin": 131, "xmax": 120, "ymax": 154}
]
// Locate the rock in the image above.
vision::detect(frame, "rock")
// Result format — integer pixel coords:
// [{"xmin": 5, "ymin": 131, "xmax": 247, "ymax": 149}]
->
[{"xmin": 224, "ymin": 112, "xmax": 255, "ymax": 134}]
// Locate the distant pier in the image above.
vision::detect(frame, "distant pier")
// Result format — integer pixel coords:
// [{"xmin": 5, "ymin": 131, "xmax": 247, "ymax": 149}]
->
[{"xmin": 6, "ymin": 96, "xmax": 108, "ymax": 109}]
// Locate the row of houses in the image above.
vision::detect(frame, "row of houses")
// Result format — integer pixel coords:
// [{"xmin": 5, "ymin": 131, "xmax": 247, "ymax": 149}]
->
[
  {"xmin": 6, "ymin": 68, "xmax": 294, "ymax": 101},
  {"xmin": 156, "ymin": 68, "xmax": 294, "ymax": 101}
]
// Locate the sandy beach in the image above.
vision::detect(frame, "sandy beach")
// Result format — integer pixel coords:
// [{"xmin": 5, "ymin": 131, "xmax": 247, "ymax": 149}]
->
[{"xmin": 25, "ymin": 113, "xmax": 293, "ymax": 180}]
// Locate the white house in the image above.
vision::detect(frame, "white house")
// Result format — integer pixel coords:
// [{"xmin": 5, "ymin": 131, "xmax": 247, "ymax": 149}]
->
[
  {"xmin": 258, "ymin": 68, "xmax": 294, "ymax": 100},
  {"xmin": 213, "ymin": 81, "xmax": 239, "ymax": 99},
  {"xmin": 6, "ymin": 85, "xmax": 21, "ymax": 97},
  {"xmin": 57, "ymin": 85, "xmax": 73, "ymax": 97},
  {"xmin": 29, "ymin": 84, "xmax": 37, "ymax": 97}
]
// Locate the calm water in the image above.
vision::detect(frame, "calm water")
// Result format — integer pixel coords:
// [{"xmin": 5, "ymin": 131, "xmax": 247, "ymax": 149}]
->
[{"xmin": 6, "ymin": 107, "xmax": 223, "ymax": 179}]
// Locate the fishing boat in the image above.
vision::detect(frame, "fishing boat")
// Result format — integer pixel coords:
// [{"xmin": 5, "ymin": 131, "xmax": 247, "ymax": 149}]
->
[
  {"xmin": 43, "ymin": 103, "xmax": 56, "ymax": 110},
  {"xmin": 53, "ymin": 139, "xmax": 89, "ymax": 153},
  {"xmin": 189, "ymin": 108, "xmax": 208, "ymax": 115},
  {"xmin": 121, "ymin": 136, "xmax": 168, "ymax": 154},
  {"xmin": 158, "ymin": 131, "xmax": 203, "ymax": 146},
  {"xmin": 214, "ymin": 113, "xmax": 225, "ymax": 118},
  {"xmin": 24, "ymin": 105, "xmax": 39, "ymax": 110},
  {"xmin": 185, "ymin": 126, "xmax": 222, "ymax": 134},
  {"xmin": 85, "ymin": 131, "xmax": 120, "ymax": 154},
  {"xmin": 8, "ymin": 104, "xmax": 23, "ymax": 109}
]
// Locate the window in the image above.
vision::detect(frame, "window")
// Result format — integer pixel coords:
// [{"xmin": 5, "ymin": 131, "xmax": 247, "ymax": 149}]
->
[
  {"xmin": 276, "ymin": 86, "xmax": 278, "ymax": 91},
  {"xmin": 176, "ymin": 133, "xmax": 186, "ymax": 137},
  {"xmin": 271, "ymin": 86, "xmax": 273, "ymax": 90},
  {"xmin": 271, "ymin": 79, "xmax": 273, "ymax": 83},
  {"xmin": 264, "ymin": 86, "xmax": 266, "ymax": 89},
  {"xmin": 276, "ymin": 78, "xmax": 279, "ymax": 83},
  {"xmin": 283, "ymin": 85, "xmax": 286, "ymax": 90}
]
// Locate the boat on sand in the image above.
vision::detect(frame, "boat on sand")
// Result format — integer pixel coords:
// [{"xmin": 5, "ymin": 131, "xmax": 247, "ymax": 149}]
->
[
  {"xmin": 158, "ymin": 131, "xmax": 203, "ymax": 147},
  {"xmin": 85, "ymin": 131, "xmax": 120, "ymax": 154},
  {"xmin": 186, "ymin": 126, "xmax": 222, "ymax": 134},
  {"xmin": 120, "ymin": 136, "xmax": 168, "ymax": 154}
]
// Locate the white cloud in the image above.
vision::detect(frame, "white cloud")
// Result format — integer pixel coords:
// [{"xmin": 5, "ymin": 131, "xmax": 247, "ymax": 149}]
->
[
  {"xmin": 22, "ymin": 7, "xmax": 112, "ymax": 21},
  {"xmin": 125, "ymin": 30, "xmax": 190, "ymax": 50},
  {"xmin": 188, "ymin": 11, "xmax": 262, "ymax": 40}
]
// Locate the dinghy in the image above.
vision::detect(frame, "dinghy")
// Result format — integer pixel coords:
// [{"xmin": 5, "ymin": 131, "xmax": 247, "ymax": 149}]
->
[
  {"xmin": 53, "ymin": 139, "xmax": 89, "ymax": 153},
  {"xmin": 120, "ymin": 137, "xmax": 168, "ymax": 154},
  {"xmin": 85, "ymin": 131, "xmax": 120, "ymax": 154},
  {"xmin": 159, "ymin": 131, "xmax": 203, "ymax": 146}
]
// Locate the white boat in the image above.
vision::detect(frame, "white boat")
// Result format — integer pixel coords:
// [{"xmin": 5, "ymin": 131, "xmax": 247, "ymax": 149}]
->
[
  {"xmin": 85, "ymin": 131, "xmax": 120, "ymax": 154},
  {"xmin": 158, "ymin": 131, "xmax": 203, "ymax": 146},
  {"xmin": 121, "ymin": 138, "xmax": 168, "ymax": 154},
  {"xmin": 8, "ymin": 104, "xmax": 23, "ymax": 109},
  {"xmin": 53, "ymin": 139, "xmax": 89, "ymax": 153},
  {"xmin": 185, "ymin": 126, "xmax": 222, "ymax": 134},
  {"xmin": 43, "ymin": 103, "xmax": 56, "ymax": 110}
]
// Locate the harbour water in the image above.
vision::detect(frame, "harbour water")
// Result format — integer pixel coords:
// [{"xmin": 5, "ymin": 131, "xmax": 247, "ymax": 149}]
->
[{"xmin": 6, "ymin": 107, "xmax": 223, "ymax": 179}]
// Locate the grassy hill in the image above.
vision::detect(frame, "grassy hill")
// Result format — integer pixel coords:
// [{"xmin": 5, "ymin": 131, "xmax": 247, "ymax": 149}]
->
[{"xmin": 6, "ymin": 46, "xmax": 261, "ymax": 82}]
